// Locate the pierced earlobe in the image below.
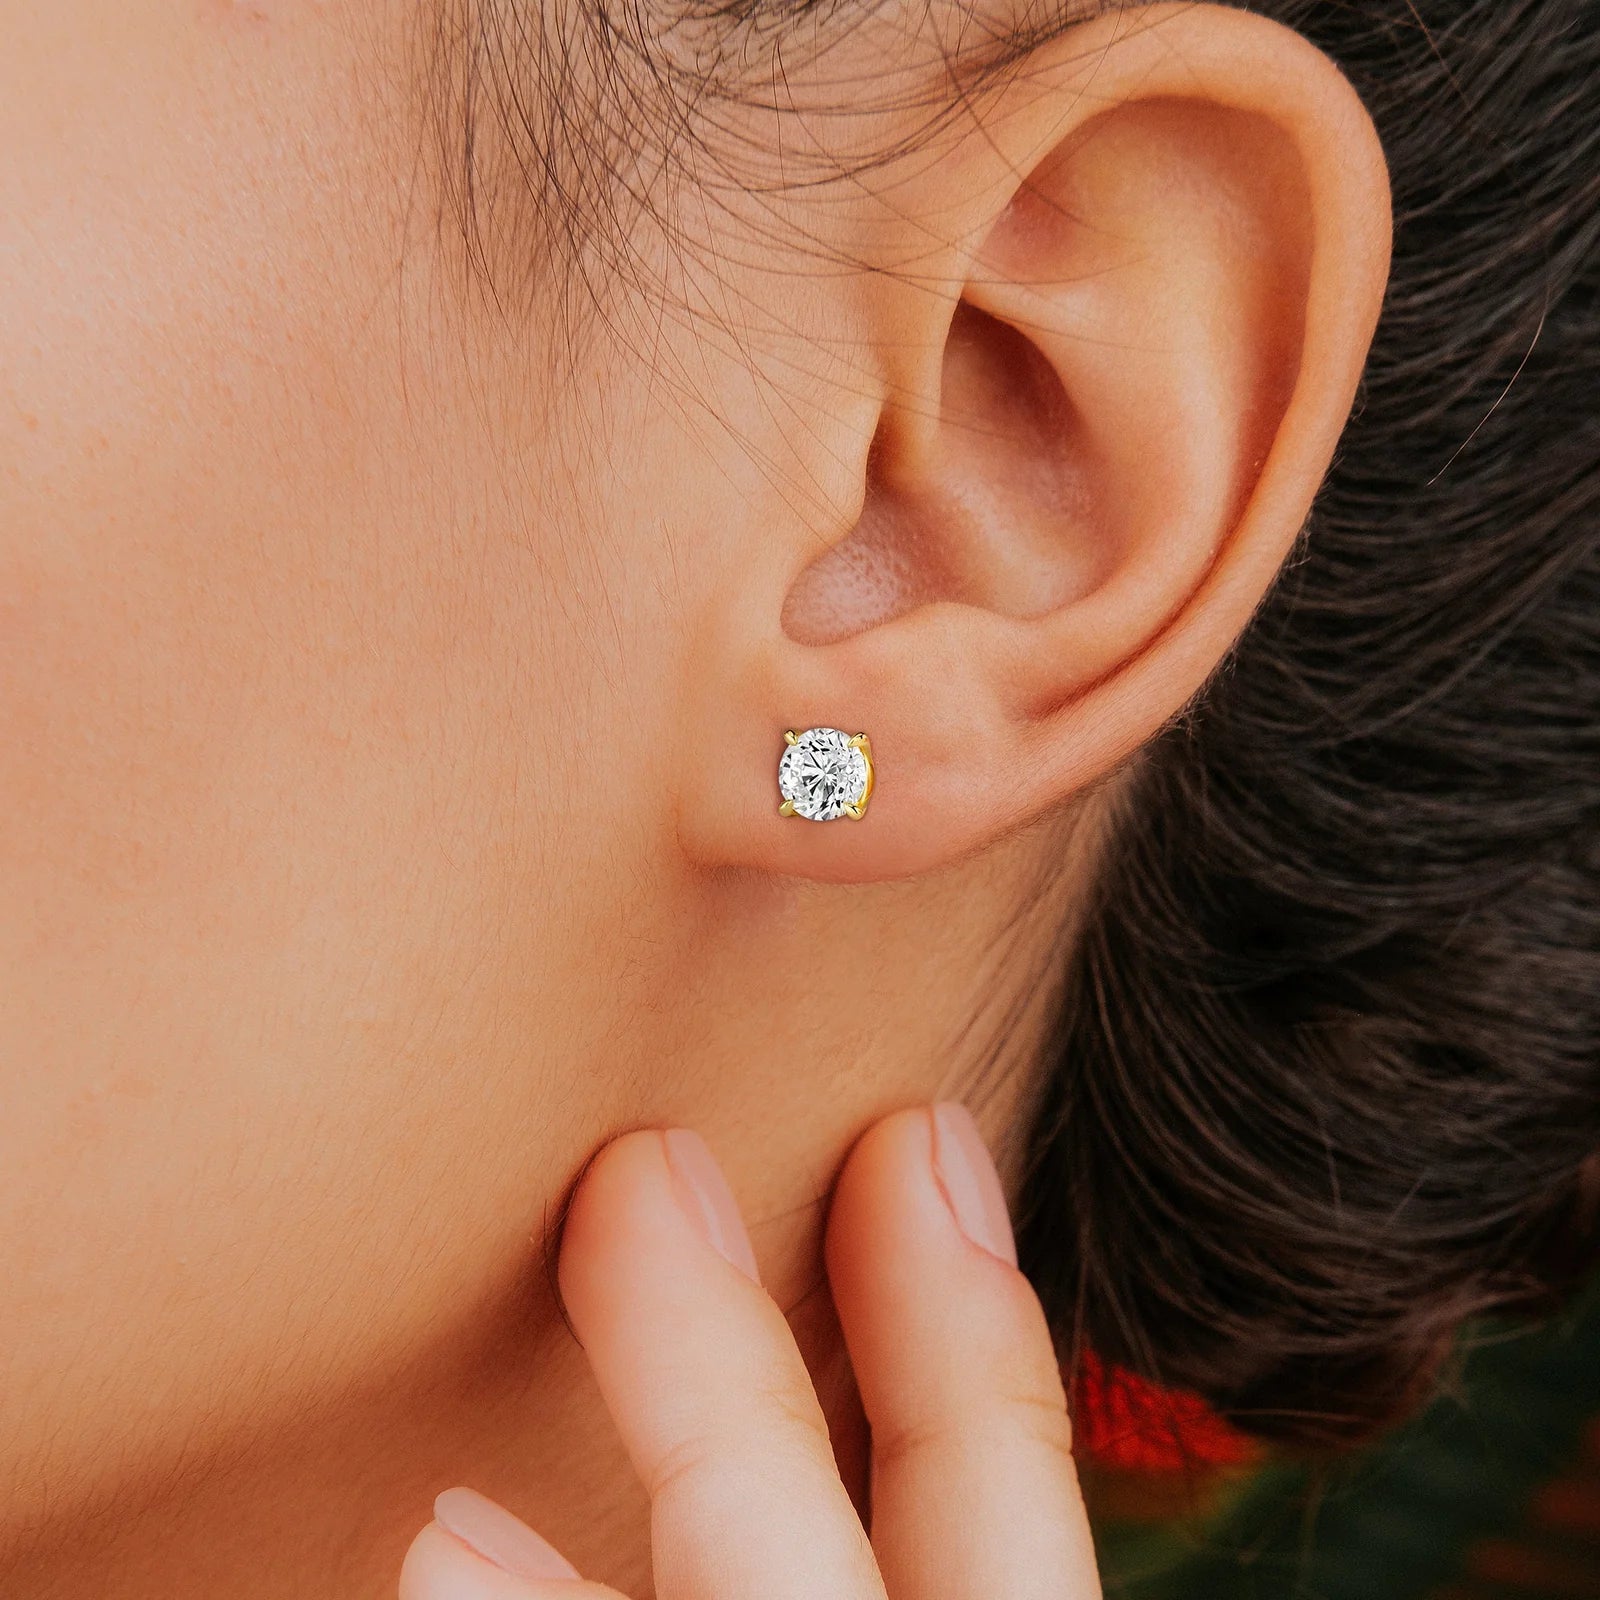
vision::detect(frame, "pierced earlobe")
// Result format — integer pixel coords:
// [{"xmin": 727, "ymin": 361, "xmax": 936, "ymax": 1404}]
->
[{"xmin": 777, "ymin": 727, "xmax": 875, "ymax": 822}]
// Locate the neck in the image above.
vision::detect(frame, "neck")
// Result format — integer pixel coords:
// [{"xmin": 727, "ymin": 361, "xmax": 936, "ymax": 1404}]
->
[{"xmin": 11, "ymin": 806, "xmax": 1096, "ymax": 1600}]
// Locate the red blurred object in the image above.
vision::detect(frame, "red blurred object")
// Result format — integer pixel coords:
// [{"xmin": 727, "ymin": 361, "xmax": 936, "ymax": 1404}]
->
[{"xmin": 1071, "ymin": 1348, "xmax": 1260, "ymax": 1475}]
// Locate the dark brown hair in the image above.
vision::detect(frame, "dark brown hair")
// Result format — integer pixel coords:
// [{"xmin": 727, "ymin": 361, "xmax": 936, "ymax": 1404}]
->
[
  {"xmin": 432, "ymin": 0, "xmax": 1600, "ymax": 1448},
  {"xmin": 1020, "ymin": 0, "xmax": 1600, "ymax": 1448}
]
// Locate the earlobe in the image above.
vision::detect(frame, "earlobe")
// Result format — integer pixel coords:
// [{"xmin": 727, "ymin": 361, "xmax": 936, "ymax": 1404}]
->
[{"xmin": 678, "ymin": 2, "xmax": 1391, "ymax": 884}]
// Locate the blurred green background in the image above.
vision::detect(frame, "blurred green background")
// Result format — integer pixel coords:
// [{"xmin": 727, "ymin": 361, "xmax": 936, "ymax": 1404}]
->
[{"xmin": 1088, "ymin": 1280, "xmax": 1600, "ymax": 1599}]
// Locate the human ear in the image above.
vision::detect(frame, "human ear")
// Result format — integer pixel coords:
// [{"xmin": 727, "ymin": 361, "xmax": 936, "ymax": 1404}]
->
[{"xmin": 677, "ymin": 2, "xmax": 1391, "ymax": 883}]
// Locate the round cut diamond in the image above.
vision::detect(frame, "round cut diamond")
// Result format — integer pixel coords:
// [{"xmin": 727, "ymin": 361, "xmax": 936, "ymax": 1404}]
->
[{"xmin": 778, "ymin": 727, "xmax": 870, "ymax": 821}]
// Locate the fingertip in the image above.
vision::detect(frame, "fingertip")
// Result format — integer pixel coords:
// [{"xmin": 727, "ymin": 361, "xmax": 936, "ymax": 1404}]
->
[
  {"xmin": 555, "ymin": 1129, "xmax": 665, "ymax": 1312},
  {"xmin": 400, "ymin": 1489, "xmax": 589, "ymax": 1600},
  {"xmin": 661, "ymin": 1127, "xmax": 761, "ymax": 1283},
  {"xmin": 556, "ymin": 1126, "xmax": 762, "ymax": 1353},
  {"xmin": 824, "ymin": 1102, "xmax": 1048, "ymax": 1402},
  {"xmin": 930, "ymin": 1100, "xmax": 1018, "ymax": 1267},
  {"xmin": 398, "ymin": 1521, "xmax": 544, "ymax": 1600},
  {"xmin": 827, "ymin": 1105, "xmax": 930, "ymax": 1209},
  {"xmin": 433, "ymin": 1487, "xmax": 582, "ymax": 1582},
  {"xmin": 826, "ymin": 1103, "xmax": 1019, "ymax": 1273},
  {"xmin": 822, "ymin": 1105, "xmax": 939, "ymax": 1281}
]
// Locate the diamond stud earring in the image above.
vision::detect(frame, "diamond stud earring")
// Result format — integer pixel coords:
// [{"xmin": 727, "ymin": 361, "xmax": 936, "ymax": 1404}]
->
[{"xmin": 778, "ymin": 727, "xmax": 875, "ymax": 821}]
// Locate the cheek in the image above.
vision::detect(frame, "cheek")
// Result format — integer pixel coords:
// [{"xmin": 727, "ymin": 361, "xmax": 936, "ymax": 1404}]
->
[
  {"xmin": 0, "ymin": 5, "xmax": 418, "ymax": 1112},
  {"xmin": 0, "ymin": 0, "xmax": 406, "ymax": 952},
  {"xmin": 0, "ymin": 0, "xmax": 562, "ymax": 1523},
  {"xmin": 0, "ymin": 0, "xmax": 691, "ymax": 1535}
]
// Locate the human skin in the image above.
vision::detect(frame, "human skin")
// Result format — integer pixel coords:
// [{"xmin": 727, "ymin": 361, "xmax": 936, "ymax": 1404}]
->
[
  {"xmin": 0, "ymin": 1, "xmax": 1389, "ymax": 1595},
  {"xmin": 397, "ymin": 1108, "xmax": 1102, "ymax": 1600}
]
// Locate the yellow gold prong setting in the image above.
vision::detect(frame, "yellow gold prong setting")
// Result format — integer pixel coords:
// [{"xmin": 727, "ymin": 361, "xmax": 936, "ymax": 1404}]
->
[{"xmin": 777, "ymin": 726, "xmax": 874, "ymax": 822}]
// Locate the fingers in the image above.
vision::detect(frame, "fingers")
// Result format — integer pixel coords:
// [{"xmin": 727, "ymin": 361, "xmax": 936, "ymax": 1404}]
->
[
  {"xmin": 401, "ymin": 1108, "xmax": 1098, "ymax": 1600},
  {"xmin": 825, "ymin": 1104, "xmax": 1101, "ymax": 1600},
  {"xmin": 399, "ymin": 1487, "xmax": 618, "ymax": 1600},
  {"xmin": 556, "ymin": 1128, "xmax": 885, "ymax": 1600}
]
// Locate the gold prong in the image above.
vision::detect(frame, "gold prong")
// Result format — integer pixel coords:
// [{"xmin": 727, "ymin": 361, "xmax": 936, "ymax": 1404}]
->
[
  {"xmin": 779, "ymin": 799, "xmax": 797, "ymax": 816},
  {"xmin": 851, "ymin": 734, "xmax": 875, "ymax": 818},
  {"xmin": 845, "ymin": 802, "xmax": 865, "ymax": 819},
  {"xmin": 784, "ymin": 729, "xmax": 800, "ymax": 745}
]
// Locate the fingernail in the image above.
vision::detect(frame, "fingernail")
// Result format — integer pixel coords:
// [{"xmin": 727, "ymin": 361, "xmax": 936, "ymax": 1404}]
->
[
  {"xmin": 662, "ymin": 1128, "xmax": 761, "ymax": 1283},
  {"xmin": 930, "ymin": 1102, "xmax": 1018, "ymax": 1266},
  {"xmin": 433, "ymin": 1486, "xmax": 581, "ymax": 1582}
]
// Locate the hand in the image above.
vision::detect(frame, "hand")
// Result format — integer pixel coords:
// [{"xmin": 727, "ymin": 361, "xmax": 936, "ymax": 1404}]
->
[{"xmin": 399, "ymin": 1104, "xmax": 1102, "ymax": 1600}]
